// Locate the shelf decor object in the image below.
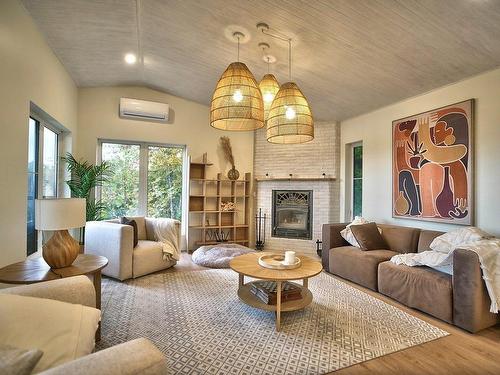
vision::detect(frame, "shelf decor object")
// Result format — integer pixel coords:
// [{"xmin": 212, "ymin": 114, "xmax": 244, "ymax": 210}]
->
[
  {"xmin": 188, "ymin": 153, "xmax": 251, "ymax": 251},
  {"xmin": 257, "ymin": 23, "xmax": 314, "ymax": 144},
  {"xmin": 35, "ymin": 198, "xmax": 86, "ymax": 269},
  {"xmin": 210, "ymin": 31, "xmax": 264, "ymax": 131},
  {"xmin": 220, "ymin": 136, "xmax": 240, "ymax": 180}
]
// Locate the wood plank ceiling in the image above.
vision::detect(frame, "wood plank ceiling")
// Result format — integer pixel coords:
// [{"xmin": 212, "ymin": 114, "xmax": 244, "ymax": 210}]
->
[{"xmin": 21, "ymin": 0, "xmax": 500, "ymax": 121}]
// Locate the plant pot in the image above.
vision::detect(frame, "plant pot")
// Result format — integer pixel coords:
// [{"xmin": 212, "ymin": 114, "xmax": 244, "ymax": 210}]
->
[{"xmin": 227, "ymin": 166, "xmax": 240, "ymax": 180}]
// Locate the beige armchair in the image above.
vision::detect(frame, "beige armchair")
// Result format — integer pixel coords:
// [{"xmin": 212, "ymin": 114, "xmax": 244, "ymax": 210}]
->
[
  {"xmin": 85, "ymin": 216, "xmax": 180, "ymax": 281},
  {"xmin": 0, "ymin": 276, "xmax": 168, "ymax": 374}
]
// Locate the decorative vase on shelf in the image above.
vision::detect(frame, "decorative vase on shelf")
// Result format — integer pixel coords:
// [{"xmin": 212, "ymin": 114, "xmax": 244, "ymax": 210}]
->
[{"xmin": 228, "ymin": 165, "xmax": 240, "ymax": 180}]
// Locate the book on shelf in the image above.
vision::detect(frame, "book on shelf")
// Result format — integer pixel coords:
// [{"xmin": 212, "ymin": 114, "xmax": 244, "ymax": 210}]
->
[{"xmin": 249, "ymin": 281, "xmax": 302, "ymax": 305}]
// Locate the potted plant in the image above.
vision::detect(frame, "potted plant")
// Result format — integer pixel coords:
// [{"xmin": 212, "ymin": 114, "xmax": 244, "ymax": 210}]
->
[{"xmin": 62, "ymin": 153, "xmax": 112, "ymax": 242}]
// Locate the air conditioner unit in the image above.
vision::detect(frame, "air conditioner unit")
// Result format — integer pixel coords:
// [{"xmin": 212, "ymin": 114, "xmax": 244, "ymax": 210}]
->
[{"xmin": 119, "ymin": 98, "xmax": 169, "ymax": 122}]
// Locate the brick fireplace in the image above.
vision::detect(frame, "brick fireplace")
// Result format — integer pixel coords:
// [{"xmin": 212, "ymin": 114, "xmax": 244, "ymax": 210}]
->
[{"xmin": 253, "ymin": 122, "xmax": 340, "ymax": 255}]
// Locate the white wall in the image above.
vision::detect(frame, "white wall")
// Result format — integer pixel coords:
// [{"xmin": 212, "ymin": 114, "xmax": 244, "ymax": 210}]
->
[
  {"xmin": 340, "ymin": 68, "xmax": 500, "ymax": 236},
  {"xmin": 0, "ymin": 0, "xmax": 78, "ymax": 267},
  {"xmin": 77, "ymin": 86, "xmax": 255, "ymax": 248}
]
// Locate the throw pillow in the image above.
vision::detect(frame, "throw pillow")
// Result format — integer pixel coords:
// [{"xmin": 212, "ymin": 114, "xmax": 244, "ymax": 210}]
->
[
  {"xmin": 121, "ymin": 217, "xmax": 139, "ymax": 247},
  {"xmin": 350, "ymin": 222, "xmax": 389, "ymax": 250},
  {"xmin": 0, "ymin": 345, "xmax": 43, "ymax": 375},
  {"xmin": 340, "ymin": 216, "xmax": 369, "ymax": 247},
  {"xmin": 430, "ymin": 226, "xmax": 493, "ymax": 253}
]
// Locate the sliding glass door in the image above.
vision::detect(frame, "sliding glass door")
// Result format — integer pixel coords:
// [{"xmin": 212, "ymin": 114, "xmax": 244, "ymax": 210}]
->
[
  {"xmin": 27, "ymin": 117, "xmax": 61, "ymax": 255},
  {"xmin": 99, "ymin": 141, "xmax": 184, "ymax": 220}
]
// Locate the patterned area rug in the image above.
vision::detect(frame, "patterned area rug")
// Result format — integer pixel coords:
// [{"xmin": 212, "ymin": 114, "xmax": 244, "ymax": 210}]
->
[{"xmin": 98, "ymin": 269, "xmax": 448, "ymax": 374}]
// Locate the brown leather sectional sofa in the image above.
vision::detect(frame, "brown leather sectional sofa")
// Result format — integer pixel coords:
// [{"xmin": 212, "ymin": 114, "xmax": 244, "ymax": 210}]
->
[{"xmin": 322, "ymin": 223, "xmax": 500, "ymax": 333}]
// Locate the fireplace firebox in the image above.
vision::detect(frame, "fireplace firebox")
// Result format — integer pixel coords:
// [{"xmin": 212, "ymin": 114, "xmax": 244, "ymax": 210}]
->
[{"xmin": 272, "ymin": 190, "xmax": 312, "ymax": 240}]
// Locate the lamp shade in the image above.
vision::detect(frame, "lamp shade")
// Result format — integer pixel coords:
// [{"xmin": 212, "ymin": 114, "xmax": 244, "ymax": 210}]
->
[
  {"xmin": 259, "ymin": 74, "xmax": 280, "ymax": 120},
  {"xmin": 266, "ymin": 82, "xmax": 314, "ymax": 144},
  {"xmin": 210, "ymin": 62, "xmax": 264, "ymax": 131},
  {"xmin": 35, "ymin": 198, "xmax": 86, "ymax": 230}
]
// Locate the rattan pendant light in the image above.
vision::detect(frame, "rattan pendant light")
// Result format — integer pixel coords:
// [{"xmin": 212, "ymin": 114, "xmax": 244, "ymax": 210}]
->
[
  {"xmin": 210, "ymin": 32, "xmax": 264, "ymax": 131},
  {"xmin": 258, "ymin": 44, "xmax": 281, "ymax": 121},
  {"xmin": 261, "ymin": 27, "xmax": 314, "ymax": 144}
]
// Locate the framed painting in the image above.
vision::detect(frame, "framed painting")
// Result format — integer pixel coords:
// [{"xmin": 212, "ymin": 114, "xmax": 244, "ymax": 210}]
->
[{"xmin": 392, "ymin": 99, "xmax": 473, "ymax": 224}]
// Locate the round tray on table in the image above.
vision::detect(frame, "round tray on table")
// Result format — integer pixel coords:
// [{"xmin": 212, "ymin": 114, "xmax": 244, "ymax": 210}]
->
[{"xmin": 258, "ymin": 253, "xmax": 301, "ymax": 270}]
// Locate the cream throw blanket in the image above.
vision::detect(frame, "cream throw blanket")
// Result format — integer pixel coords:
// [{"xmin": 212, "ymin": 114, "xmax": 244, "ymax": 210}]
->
[
  {"xmin": 391, "ymin": 238, "xmax": 500, "ymax": 313},
  {"xmin": 151, "ymin": 218, "xmax": 180, "ymax": 261}
]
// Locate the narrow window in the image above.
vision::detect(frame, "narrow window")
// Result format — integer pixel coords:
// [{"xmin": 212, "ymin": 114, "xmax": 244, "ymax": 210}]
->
[
  {"xmin": 27, "ymin": 118, "xmax": 39, "ymax": 256},
  {"xmin": 352, "ymin": 144, "xmax": 363, "ymax": 218}
]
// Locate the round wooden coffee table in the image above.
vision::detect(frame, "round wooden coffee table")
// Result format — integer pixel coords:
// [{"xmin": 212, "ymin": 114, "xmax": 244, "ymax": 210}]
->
[
  {"xmin": 229, "ymin": 252, "xmax": 322, "ymax": 331},
  {"xmin": 0, "ymin": 254, "xmax": 108, "ymax": 339}
]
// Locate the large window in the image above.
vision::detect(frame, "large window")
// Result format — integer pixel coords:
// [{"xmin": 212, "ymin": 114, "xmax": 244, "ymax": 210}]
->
[
  {"xmin": 27, "ymin": 117, "xmax": 61, "ymax": 255},
  {"xmin": 99, "ymin": 141, "xmax": 184, "ymax": 220},
  {"xmin": 352, "ymin": 143, "xmax": 363, "ymax": 218}
]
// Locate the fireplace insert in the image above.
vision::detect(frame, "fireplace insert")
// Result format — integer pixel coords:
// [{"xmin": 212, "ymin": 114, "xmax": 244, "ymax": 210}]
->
[{"xmin": 272, "ymin": 190, "xmax": 312, "ymax": 240}]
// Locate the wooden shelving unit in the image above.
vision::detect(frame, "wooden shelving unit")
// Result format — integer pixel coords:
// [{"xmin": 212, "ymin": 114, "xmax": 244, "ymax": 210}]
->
[{"xmin": 188, "ymin": 155, "xmax": 251, "ymax": 252}]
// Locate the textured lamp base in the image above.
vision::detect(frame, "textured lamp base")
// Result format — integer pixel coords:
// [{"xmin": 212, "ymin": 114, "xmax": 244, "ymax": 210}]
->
[{"xmin": 42, "ymin": 229, "xmax": 80, "ymax": 269}]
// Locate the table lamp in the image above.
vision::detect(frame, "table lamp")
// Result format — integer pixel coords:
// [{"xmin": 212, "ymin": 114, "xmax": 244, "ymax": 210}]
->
[{"xmin": 35, "ymin": 198, "xmax": 86, "ymax": 268}]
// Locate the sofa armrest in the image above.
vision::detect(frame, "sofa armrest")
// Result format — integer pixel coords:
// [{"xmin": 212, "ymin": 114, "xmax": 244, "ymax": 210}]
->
[
  {"xmin": 85, "ymin": 221, "xmax": 134, "ymax": 281},
  {"xmin": 322, "ymin": 223, "xmax": 350, "ymax": 271},
  {"xmin": 39, "ymin": 338, "xmax": 168, "ymax": 375},
  {"xmin": 453, "ymin": 248, "xmax": 500, "ymax": 332},
  {"xmin": 0, "ymin": 276, "xmax": 95, "ymax": 308}
]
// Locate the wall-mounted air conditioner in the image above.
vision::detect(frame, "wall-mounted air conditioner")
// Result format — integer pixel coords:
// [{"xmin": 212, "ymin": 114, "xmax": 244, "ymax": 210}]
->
[{"xmin": 119, "ymin": 98, "xmax": 169, "ymax": 122}]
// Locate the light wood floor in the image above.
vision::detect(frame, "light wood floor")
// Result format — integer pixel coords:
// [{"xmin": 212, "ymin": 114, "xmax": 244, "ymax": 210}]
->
[{"xmin": 168, "ymin": 253, "xmax": 500, "ymax": 375}]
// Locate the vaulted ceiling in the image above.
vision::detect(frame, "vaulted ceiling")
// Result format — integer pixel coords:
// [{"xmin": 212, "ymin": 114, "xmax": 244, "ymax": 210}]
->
[{"xmin": 22, "ymin": 0, "xmax": 500, "ymax": 121}]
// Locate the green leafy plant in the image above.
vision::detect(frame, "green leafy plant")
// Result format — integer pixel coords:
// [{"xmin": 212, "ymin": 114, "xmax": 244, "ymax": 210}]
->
[{"xmin": 62, "ymin": 153, "xmax": 112, "ymax": 221}]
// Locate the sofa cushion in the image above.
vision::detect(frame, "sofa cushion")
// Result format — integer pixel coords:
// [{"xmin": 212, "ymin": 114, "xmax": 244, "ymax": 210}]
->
[
  {"xmin": 133, "ymin": 240, "xmax": 176, "ymax": 278},
  {"xmin": 378, "ymin": 261, "xmax": 453, "ymax": 323},
  {"xmin": 0, "ymin": 294, "xmax": 100, "ymax": 373},
  {"xmin": 377, "ymin": 224, "xmax": 420, "ymax": 253},
  {"xmin": 328, "ymin": 246, "xmax": 398, "ymax": 291},
  {"xmin": 125, "ymin": 216, "xmax": 147, "ymax": 240},
  {"xmin": 418, "ymin": 230, "xmax": 444, "ymax": 252},
  {"xmin": 350, "ymin": 223, "xmax": 388, "ymax": 250}
]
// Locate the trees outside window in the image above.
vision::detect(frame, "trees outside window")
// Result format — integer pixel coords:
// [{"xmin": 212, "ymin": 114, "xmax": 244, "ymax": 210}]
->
[{"xmin": 99, "ymin": 141, "xmax": 184, "ymax": 220}]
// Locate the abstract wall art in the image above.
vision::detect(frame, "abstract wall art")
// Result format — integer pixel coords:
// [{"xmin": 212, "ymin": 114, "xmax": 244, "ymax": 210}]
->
[{"xmin": 392, "ymin": 99, "xmax": 473, "ymax": 224}]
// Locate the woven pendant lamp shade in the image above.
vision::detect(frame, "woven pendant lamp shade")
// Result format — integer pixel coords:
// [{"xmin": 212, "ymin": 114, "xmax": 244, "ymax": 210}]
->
[
  {"xmin": 266, "ymin": 82, "xmax": 314, "ymax": 144},
  {"xmin": 210, "ymin": 62, "xmax": 264, "ymax": 131},
  {"xmin": 258, "ymin": 74, "xmax": 280, "ymax": 120}
]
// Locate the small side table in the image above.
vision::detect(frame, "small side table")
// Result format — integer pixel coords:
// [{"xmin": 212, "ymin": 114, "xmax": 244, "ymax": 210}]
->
[{"xmin": 0, "ymin": 254, "xmax": 108, "ymax": 340}]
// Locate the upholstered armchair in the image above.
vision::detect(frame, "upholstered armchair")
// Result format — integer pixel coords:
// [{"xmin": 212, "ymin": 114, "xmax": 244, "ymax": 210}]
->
[
  {"xmin": 85, "ymin": 216, "xmax": 180, "ymax": 281},
  {"xmin": 0, "ymin": 276, "xmax": 168, "ymax": 374}
]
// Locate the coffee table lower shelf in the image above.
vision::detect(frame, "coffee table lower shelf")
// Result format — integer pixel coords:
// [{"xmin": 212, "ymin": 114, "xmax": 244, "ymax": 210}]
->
[{"xmin": 237, "ymin": 281, "xmax": 313, "ymax": 330}]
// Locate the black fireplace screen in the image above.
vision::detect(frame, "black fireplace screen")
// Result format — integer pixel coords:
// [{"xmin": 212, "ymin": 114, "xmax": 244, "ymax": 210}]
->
[{"xmin": 272, "ymin": 190, "xmax": 312, "ymax": 240}]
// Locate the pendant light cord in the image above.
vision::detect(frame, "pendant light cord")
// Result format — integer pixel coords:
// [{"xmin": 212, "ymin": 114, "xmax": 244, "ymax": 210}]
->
[
  {"xmin": 260, "ymin": 27, "xmax": 293, "ymax": 81},
  {"xmin": 237, "ymin": 35, "xmax": 240, "ymax": 62},
  {"xmin": 288, "ymin": 39, "xmax": 292, "ymax": 81}
]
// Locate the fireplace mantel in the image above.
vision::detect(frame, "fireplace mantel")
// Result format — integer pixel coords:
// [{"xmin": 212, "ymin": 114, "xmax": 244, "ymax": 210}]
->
[{"xmin": 255, "ymin": 177, "xmax": 336, "ymax": 182}]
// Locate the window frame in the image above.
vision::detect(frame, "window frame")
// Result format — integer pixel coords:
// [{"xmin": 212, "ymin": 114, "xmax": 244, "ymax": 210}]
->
[
  {"xmin": 351, "ymin": 143, "xmax": 363, "ymax": 219},
  {"xmin": 27, "ymin": 116, "xmax": 62, "ymax": 256},
  {"xmin": 96, "ymin": 139, "xmax": 187, "ymax": 220}
]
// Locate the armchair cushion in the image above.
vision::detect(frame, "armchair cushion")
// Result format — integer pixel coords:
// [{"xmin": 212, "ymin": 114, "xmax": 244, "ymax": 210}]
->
[
  {"xmin": 0, "ymin": 294, "xmax": 100, "ymax": 373},
  {"xmin": 133, "ymin": 240, "xmax": 176, "ymax": 278},
  {"xmin": 0, "ymin": 345, "xmax": 43, "ymax": 375}
]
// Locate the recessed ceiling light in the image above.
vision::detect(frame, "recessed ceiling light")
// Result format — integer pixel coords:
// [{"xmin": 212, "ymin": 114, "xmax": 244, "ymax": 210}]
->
[{"xmin": 124, "ymin": 53, "xmax": 137, "ymax": 64}]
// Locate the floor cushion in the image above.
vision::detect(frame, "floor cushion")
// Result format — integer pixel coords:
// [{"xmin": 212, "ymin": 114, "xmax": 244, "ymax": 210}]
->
[
  {"xmin": 0, "ymin": 294, "xmax": 100, "ymax": 373},
  {"xmin": 192, "ymin": 244, "xmax": 255, "ymax": 268}
]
